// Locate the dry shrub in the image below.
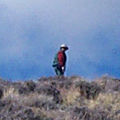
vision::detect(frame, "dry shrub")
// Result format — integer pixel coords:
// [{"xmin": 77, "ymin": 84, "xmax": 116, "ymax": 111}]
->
[
  {"xmin": 19, "ymin": 93, "xmax": 53, "ymax": 106},
  {"xmin": 3, "ymin": 87, "xmax": 19, "ymax": 100},
  {"xmin": 0, "ymin": 76, "xmax": 120, "ymax": 120},
  {"xmin": 88, "ymin": 92, "xmax": 120, "ymax": 111},
  {"xmin": 60, "ymin": 86, "xmax": 80, "ymax": 105},
  {"xmin": 69, "ymin": 106, "xmax": 110, "ymax": 120},
  {"xmin": 75, "ymin": 81, "xmax": 102, "ymax": 99},
  {"xmin": 87, "ymin": 92, "xmax": 120, "ymax": 120}
]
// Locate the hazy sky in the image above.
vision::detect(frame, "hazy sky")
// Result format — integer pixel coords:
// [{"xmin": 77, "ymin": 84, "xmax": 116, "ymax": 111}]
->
[{"xmin": 0, "ymin": 0, "xmax": 120, "ymax": 80}]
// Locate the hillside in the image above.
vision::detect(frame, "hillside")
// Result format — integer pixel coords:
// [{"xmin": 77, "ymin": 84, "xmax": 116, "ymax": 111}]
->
[{"xmin": 0, "ymin": 76, "xmax": 120, "ymax": 120}]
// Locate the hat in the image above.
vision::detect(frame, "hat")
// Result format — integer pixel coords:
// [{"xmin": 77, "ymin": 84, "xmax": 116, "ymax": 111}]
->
[{"xmin": 60, "ymin": 44, "xmax": 69, "ymax": 50}]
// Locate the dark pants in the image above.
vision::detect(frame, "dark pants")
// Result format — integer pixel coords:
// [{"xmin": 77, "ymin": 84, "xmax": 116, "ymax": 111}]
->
[{"xmin": 54, "ymin": 66, "xmax": 64, "ymax": 76}]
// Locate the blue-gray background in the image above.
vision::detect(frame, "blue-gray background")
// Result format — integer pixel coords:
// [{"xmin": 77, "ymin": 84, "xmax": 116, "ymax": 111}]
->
[{"xmin": 0, "ymin": 0, "xmax": 120, "ymax": 80}]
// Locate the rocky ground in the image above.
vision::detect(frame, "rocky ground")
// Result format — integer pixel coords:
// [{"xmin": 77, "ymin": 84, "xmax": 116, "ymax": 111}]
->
[{"xmin": 0, "ymin": 75, "xmax": 120, "ymax": 120}]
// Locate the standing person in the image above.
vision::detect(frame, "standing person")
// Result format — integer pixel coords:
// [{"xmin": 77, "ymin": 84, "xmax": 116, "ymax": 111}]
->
[{"xmin": 52, "ymin": 44, "xmax": 69, "ymax": 76}]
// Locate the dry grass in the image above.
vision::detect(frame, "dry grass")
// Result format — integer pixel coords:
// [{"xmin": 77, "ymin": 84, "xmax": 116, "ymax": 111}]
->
[
  {"xmin": 0, "ymin": 76, "xmax": 120, "ymax": 120},
  {"xmin": 61, "ymin": 86, "xmax": 80, "ymax": 105},
  {"xmin": 87, "ymin": 92, "xmax": 120, "ymax": 120},
  {"xmin": 21, "ymin": 93, "xmax": 53, "ymax": 106},
  {"xmin": 3, "ymin": 87, "xmax": 19, "ymax": 100},
  {"xmin": 66, "ymin": 89, "xmax": 79, "ymax": 105},
  {"xmin": 88, "ymin": 92, "xmax": 120, "ymax": 111}
]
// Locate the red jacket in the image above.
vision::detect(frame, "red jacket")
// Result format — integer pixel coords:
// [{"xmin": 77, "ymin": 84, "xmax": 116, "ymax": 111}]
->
[{"xmin": 57, "ymin": 50, "xmax": 67, "ymax": 67}]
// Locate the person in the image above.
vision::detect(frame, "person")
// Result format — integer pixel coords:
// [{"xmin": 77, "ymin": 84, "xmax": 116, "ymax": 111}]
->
[{"xmin": 52, "ymin": 44, "xmax": 69, "ymax": 76}]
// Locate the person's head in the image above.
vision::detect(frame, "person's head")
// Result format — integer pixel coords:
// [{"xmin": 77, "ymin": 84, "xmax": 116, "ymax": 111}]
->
[{"xmin": 60, "ymin": 44, "xmax": 69, "ymax": 52}]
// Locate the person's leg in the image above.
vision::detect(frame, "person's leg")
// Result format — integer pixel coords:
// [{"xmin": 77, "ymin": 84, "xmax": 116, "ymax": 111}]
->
[
  {"xmin": 59, "ymin": 67, "xmax": 64, "ymax": 76},
  {"xmin": 57, "ymin": 67, "xmax": 64, "ymax": 76},
  {"xmin": 54, "ymin": 67, "xmax": 58, "ymax": 75},
  {"xmin": 54, "ymin": 67, "xmax": 61, "ymax": 76},
  {"xmin": 54, "ymin": 67, "xmax": 63, "ymax": 76}
]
